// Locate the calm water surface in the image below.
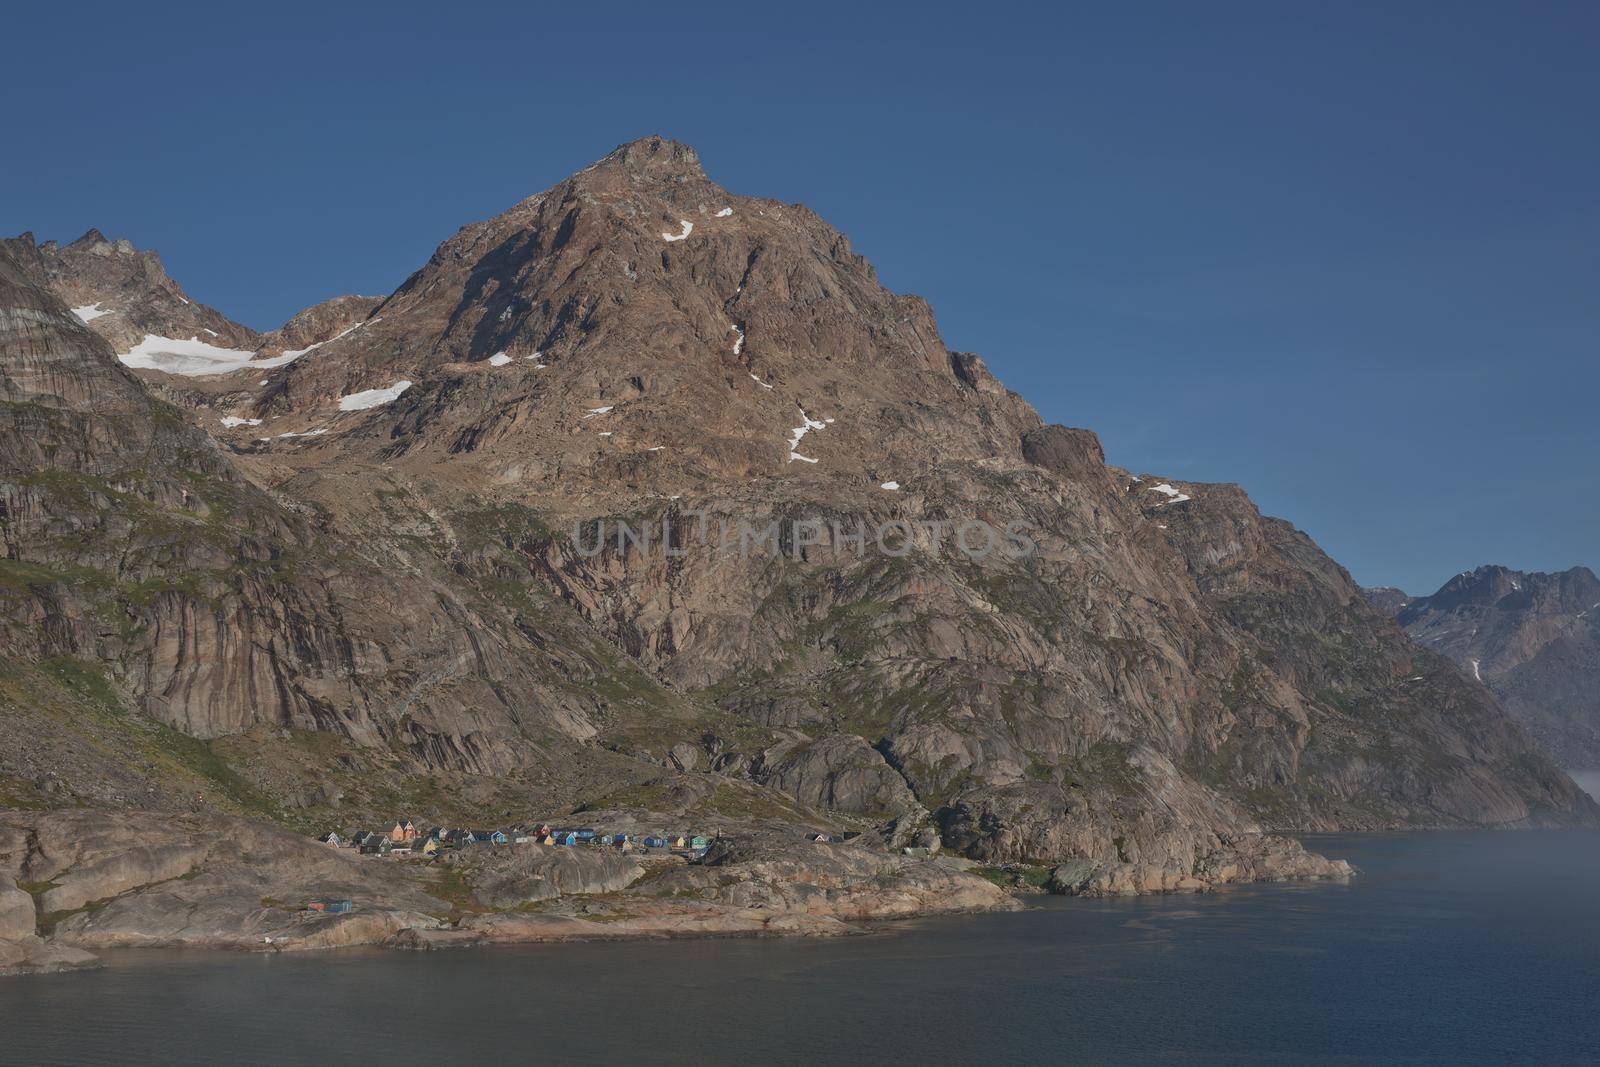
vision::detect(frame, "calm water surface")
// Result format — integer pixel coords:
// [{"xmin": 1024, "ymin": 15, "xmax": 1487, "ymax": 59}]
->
[{"xmin": 2, "ymin": 830, "xmax": 1598, "ymax": 1065}]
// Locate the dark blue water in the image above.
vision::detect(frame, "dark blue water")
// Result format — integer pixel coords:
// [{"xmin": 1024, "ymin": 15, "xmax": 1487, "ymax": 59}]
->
[{"xmin": 2, "ymin": 831, "xmax": 1597, "ymax": 1065}]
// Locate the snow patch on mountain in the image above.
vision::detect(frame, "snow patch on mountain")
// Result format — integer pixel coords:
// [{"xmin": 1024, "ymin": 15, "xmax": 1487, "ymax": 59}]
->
[
  {"xmin": 662, "ymin": 220, "xmax": 693, "ymax": 242},
  {"xmin": 119, "ymin": 335, "xmax": 260, "ymax": 376},
  {"xmin": 1148, "ymin": 483, "xmax": 1192, "ymax": 504},
  {"xmin": 337, "ymin": 380, "xmax": 413, "ymax": 411},
  {"xmin": 787, "ymin": 410, "xmax": 828, "ymax": 463}
]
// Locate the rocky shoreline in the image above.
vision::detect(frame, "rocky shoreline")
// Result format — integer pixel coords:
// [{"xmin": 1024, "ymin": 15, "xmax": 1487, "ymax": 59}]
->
[{"xmin": 0, "ymin": 808, "xmax": 1356, "ymax": 977}]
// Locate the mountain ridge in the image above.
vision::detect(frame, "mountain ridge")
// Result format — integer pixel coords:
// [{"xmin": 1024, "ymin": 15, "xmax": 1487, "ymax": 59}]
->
[{"xmin": 1375, "ymin": 564, "xmax": 1600, "ymax": 765}]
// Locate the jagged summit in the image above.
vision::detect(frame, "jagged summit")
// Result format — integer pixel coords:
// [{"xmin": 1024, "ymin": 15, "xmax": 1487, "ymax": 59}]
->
[
  {"xmin": 0, "ymin": 229, "xmax": 257, "ymax": 354},
  {"xmin": 590, "ymin": 135, "xmax": 706, "ymax": 180}
]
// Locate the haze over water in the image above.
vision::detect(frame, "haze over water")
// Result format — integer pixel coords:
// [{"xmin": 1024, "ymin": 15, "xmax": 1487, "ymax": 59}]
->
[{"xmin": 3, "ymin": 831, "xmax": 1597, "ymax": 1065}]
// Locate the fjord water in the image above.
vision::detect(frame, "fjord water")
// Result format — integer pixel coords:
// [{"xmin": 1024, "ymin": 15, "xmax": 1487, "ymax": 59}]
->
[{"xmin": 3, "ymin": 832, "xmax": 1598, "ymax": 1066}]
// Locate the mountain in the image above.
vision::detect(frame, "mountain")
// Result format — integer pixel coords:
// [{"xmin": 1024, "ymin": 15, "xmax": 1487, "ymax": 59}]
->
[
  {"xmin": 2, "ymin": 137, "xmax": 1592, "ymax": 883},
  {"xmin": 1383, "ymin": 566, "xmax": 1600, "ymax": 766}
]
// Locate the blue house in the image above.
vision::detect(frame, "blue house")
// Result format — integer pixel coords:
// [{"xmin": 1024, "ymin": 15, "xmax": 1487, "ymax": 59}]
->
[{"xmin": 642, "ymin": 836, "xmax": 667, "ymax": 849}]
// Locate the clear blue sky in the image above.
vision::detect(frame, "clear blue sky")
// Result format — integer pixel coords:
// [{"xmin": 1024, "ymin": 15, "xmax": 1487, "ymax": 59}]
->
[{"xmin": 4, "ymin": 1, "xmax": 1596, "ymax": 594}]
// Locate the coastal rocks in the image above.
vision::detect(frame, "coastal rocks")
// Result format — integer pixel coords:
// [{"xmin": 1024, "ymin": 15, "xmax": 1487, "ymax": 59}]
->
[
  {"xmin": 38, "ymin": 842, "xmax": 209, "ymax": 914},
  {"xmin": 1192, "ymin": 832, "xmax": 1355, "ymax": 886},
  {"xmin": 0, "ymin": 809, "xmax": 440, "ymax": 957},
  {"xmin": 0, "ymin": 882, "xmax": 34, "ymax": 941},
  {"xmin": 1046, "ymin": 833, "xmax": 1354, "ymax": 897},
  {"xmin": 263, "ymin": 908, "xmax": 445, "ymax": 953},
  {"xmin": 0, "ymin": 934, "xmax": 99, "ymax": 976},
  {"xmin": 642, "ymin": 835, "xmax": 1015, "ymax": 921},
  {"xmin": 449, "ymin": 846, "xmax": 644, "ymax": 909}
]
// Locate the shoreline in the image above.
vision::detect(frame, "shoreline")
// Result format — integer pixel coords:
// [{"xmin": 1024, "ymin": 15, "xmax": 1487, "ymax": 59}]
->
[{"xmin": 2, "ymin": 807, "xmax": 1369, "ymax": 978}]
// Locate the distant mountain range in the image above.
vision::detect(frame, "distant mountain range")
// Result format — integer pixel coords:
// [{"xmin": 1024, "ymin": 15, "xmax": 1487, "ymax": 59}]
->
[
  {"xmin": 3, "ymin": 137, "xmax": 1592, "ymax": 885},
  {"xmin": 1368, "ymin": 566, "xmax": 1600, "ymax": 767}
]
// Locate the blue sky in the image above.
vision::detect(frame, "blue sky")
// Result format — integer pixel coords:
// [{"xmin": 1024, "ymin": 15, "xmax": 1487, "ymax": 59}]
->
[{"xmin": 4, "ymin": 1, "xmax": 1596, "ymax": 593}]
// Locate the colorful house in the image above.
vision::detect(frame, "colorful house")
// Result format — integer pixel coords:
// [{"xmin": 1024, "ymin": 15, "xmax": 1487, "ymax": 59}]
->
[{"xmin": 307, "ymin": 898, "xmax": 354, "ymax": 913}]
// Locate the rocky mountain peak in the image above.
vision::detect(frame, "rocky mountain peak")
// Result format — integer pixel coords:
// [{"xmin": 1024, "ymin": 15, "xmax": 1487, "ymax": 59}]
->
[
  {"xmin": 65, "ymin": 228, "xmax": 139, "ymax": 257},
  {"xmin": 235, "ymin": 143, "xmax": 1040, "ymax": 486},
  {"xmin": 2, "ymin": 230, "xmax": 258, "ymax": 354},
  {"xmin": 591, "ymin": 135, "xmax": 705, "ymax": 182}
]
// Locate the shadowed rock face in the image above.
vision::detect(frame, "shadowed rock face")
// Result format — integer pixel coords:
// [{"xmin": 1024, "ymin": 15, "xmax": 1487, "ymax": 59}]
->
[
  {"xmin": 1388, "ymin": 565, "xmax": 1600, "ymax": 766},
  {"xmin": 2, "ymin": 138, "xmax": 1594, "ymax": 891}
]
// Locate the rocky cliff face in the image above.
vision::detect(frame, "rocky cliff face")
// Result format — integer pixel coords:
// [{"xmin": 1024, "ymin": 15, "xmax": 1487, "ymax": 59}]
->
[
  {"xmin": 3, "ymin": 138, "xmax": 1593, "ymax": 886},
  {"xmin": 1385, "ymin": 566, "xmax": 1600, "ymax": 766},
  {"xmin": 0, "ymin": 243, "xmax": 696, "ymax": 820},
  {"xmin": 3, "ymin": 230, "xmax": 258, "ymax": 353}
]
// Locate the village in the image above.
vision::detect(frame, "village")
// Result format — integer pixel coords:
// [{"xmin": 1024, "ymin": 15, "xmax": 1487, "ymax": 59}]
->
[{"xmin": 316, "ymin": 820, "xmax": 854, "ymax": 860}]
